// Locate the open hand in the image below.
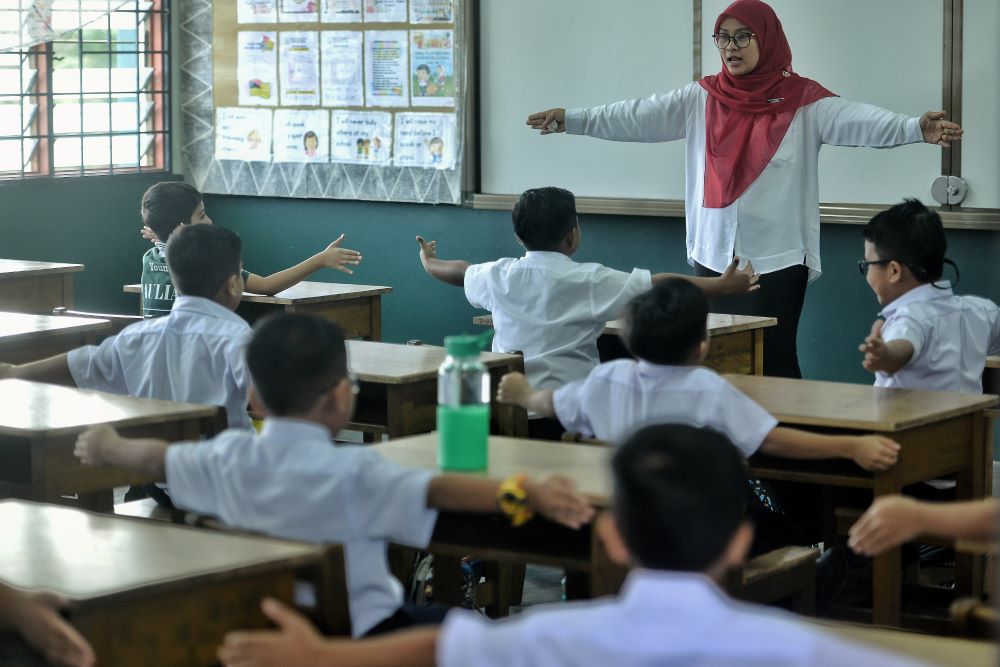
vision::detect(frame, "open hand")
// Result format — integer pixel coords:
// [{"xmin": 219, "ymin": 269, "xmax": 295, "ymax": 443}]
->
[
  {"xmin": 415, "ymin": 235, "xmax": 438, "ymax": 262},
  {"xmin": 218, "ymin": 598, "xmax": 328, "ymax": 667},
  {"xmin": 859, "ymin": 319, "xmax": 888, "ymax": 372},
  {"xmin": 526, "ymin": 475, "xmax": 595, "ymax": 530},
  {"xmin": 140, "ymin": 225, "xmax": 159, "ymax": 244},
  {"xmin": 16, "ymin": 591, "xmax": 95, "ymax": 667},
  {"xmin": 497, "ymin": 372, "xmax": 530, "ymax": 406},
  {"xmin": 848, "ymin": 495, "xmax": 922, "ymax": 556},
  {"xmin": 920, "ymin": 111, "xmax": 963, "ymax": 147},
  {"xmin": 318, "ymin": 234, "xmax": 362, "ymax": 275},
  {"xmin": 74, "ymin": 424, "xmax": 119, "ymax": 466},
  {"xmin": 850, "ymin": 435, "xmax": 900, "ymax": 471},
  {"xmin": 719, "ymin": 257, "xmax": 760, "ymax": 295},
  {"xmin": 526, "ymin": 108, "xmax": 567, "ymax": 135}
]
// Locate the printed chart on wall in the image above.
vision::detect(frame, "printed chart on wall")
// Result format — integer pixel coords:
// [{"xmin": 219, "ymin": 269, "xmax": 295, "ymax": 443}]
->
[{"xmin": 193, "ymin": 0, "xmax": 464, "ymax": 203}]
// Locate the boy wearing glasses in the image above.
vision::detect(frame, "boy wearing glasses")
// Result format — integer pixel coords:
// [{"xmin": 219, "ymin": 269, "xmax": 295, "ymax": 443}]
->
[{"xmin": 859, "ymin": 198, "xmax": 999, "ymax": 393}]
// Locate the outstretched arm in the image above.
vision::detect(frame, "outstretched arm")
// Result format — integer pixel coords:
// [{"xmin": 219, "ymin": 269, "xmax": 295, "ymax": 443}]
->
[
  {"xmin": 74, "ymin": 424, "xmax": 169, "ymax": 480},
  {"xmin": 859, "ymin": 319, "xmax": 914, "ymax": 375},
  {"xmin": 415, "ymin": 236, "xmax": 470, "ymax": 287},
  {"xmin": 497, "ymin": 372, "xmax": 556, "ymax": 417},
  {"xmin": 759, "ymin": 426, "xmax": 900, "ymax": 472},
  {"xmin": 0, "ymin": 586, "xmax": 96, "ymax": 667},
  {"xmin": 849, "ymin": 497, "xmax": 1000, "ymax": 557},
  {"xmin": 0, "ymin": 353, "xmax": 76, "ymax": 386},
  {"xmin": 652, "ymin": 258, "xmax": 760, "ymax": 297},
  {"xmin": 244, "ymin": 234, "xmax": 362, "ymax": 295}
]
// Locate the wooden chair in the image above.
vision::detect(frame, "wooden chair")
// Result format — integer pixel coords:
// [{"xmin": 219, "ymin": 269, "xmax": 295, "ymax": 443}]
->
[
  {"xmin": 950, "ymin": 597, "xmax": 999, "ymax": 639},
  {"xmin": 726, "ymin": 546, "xmax": 819, "ymax": 615},
  {"xmin": 52, "ymin": 306, "xmax": 142, "ymax": 336}
]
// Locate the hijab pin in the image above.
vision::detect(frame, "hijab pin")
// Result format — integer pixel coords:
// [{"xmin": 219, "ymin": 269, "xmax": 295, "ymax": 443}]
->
[{"xmin": 782, "ymin": 70, "xmax": 791, "ymax": 77}]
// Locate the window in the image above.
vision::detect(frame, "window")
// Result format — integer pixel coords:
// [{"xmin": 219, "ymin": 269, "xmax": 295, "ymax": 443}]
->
[{"xmin": 0, "ymin": 0, "xmax": 169, "ymax": 177}]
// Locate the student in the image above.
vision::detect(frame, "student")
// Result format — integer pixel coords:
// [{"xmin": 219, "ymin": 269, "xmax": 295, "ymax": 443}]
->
[
  {"xmin": 139, "ymin": 181, "xmax": 362, "ymax": 317},
  {"xmin": 849, "ymin": 496, "xmax": 1000, "ymax": 557},
  {"xmin": 215, "ymin": 424, "xmax": 925, "ymax": 667},
  {"xmin": 73, "ymin": 313, "xmax": 594, "ymax": 638},
  {"xmin": 416, "ymin": 186, "xmax": 758, "ymax": 438},
  {"xmin": 0, "ymin": 584, "xmax": 95, "ymax": 667},
  {"xmin": 858, "ymin": 198, "xmax": 1000, "ymax": 393},
  {"xmin": 0, "ymin": 224, "xmax": 253, "ymax": 431}
]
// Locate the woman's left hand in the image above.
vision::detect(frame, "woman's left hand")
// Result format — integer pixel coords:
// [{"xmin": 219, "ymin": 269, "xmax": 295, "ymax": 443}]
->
[{"xmin": 919, "ymin": 111, "xmax": 963, "ymax": 147}]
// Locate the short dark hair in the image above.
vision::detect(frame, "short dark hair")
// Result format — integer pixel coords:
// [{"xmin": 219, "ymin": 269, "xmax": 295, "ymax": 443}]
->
[
  {"xmin": 417, "ymin": 64, "xmax": 431, "ymax": 73},
  {"xmin": 165, "ymin": 224, "xmax": 242, "ymax": 299},
  {"xmin": 623, "ymin": 278, "xmax": 708, "ymax": 364},
  {"xmin": 246, "ymin": 314, "xmax": 349, "ymax": 416},
  {"xmin": 141, "ymin": 181, "xmax": 203, "ymax": 242},
  {"xmin": 511, "ymin": 187, "xmax": 578, "ymax": 251},
  {"xmin": 862, "ymin": 198, "xmax": 949, "ymax": 283},
  {"xmin": 613, "ymin": 424, "xmax": 747, "ymax": 571}
]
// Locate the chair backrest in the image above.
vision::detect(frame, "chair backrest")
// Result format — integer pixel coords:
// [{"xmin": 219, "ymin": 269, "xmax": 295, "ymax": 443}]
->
[
  {"xmin": 950, "ymin": 597, "xmax": 999, "ymax": 640},
  {"xmin": 52, "ymin": 306, "xmax": 143, "ymax": 336}
]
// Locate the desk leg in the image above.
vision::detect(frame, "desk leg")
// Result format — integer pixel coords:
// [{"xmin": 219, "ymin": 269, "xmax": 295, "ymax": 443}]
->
[
  {"xmin": 954, "ymin": 413, "xmax": 988, "ymax": 600},
  {"xmin": 751, "ymin": 329, "xmax": 764, "ymax": 376},
  {"xmin": 60, "ymin": 274, "xmax": 74, "ymax": 309},
  {"xmin": 872, "ymin": 473, "xmax": 902, "ymax": 627},
  {"xmin": 589, "ymin": 512, "xmax": 628, "ymax": 598},
  {"xmin": 369, "ymin": 296, "xmax": 382, "ymax": 341}
]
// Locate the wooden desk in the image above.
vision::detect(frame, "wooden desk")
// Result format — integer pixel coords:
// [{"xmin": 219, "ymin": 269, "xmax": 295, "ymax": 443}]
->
[
  {"xmin": 347, "ymin": 341, "xmax": 528, "ymax": 438},
  {"xmin": 0, "ymin": 500, "xmax": 322, "ymax": 666},
  {"xmin": 0, "ymin": 379, "xmax": 223, "ymax": 511},
  {"xmin": 0, "ymin": 259, "xmax": 83, "ymax": 313},
  {"xmin": 472, "ymin": 312, "xmax": 776, "ymax": 376},
  {"xmin": 729, "ymin": 374, "xmax": 998, "ymax": 627},
  {"xmin": 815, "ymin": 620, "xmax": 998, "ymax": 667},
  {"xmin": 0, "ymin": 312, "xmax": 109, "ymax": 363},
  {"xmin": 125, "ymin": 281, "xmax": 392, "ymax": 340}
]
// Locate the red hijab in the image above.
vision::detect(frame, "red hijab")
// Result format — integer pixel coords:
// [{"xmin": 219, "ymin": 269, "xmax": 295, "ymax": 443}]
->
[{"xmin": 698, "ymin": 0, "xmax": 835, "ymax": 208}]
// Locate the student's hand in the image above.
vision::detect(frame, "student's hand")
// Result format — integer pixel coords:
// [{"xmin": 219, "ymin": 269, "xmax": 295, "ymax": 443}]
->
[
  {"xmin": 316, "ymin": 234, "xmax": 362, "ymax": 275},
  {"xmin": 848, "ymin": 495, "xmax": 924, "ymax": 556},
  {"xmin": 919, "ymin": 111, "xmax": 963, "ymax": 148},
  {"xmin": 74, "ymin": 424, "xmax": 120, "ymax": 466},
  {"xmin": 526, "ymin": 108, "xmax": 567, "ymax": 135},
  {"xmin": 140, "ymin": 225, "xmax": 160, "ymax": 244},
  {"xmin": 525, "ymin": 475, "xmax": 595, "ymax": 529},
  {"xmin": 497, "ymin": 372, "xmax": 530, "ymax": 406},
  {"xmin": 718, "ymin": 257, "xmax": 760, "ymax": 295},
  {"xmin": 415, "ymin": 235, "xmax": 438, "ymax": 263},
  {"xmin": 15, "ymin": 591, "xmax": 96, "ymax": 667},
  {"xmin": 218, "ymin": 597, "xmax": 329, "ymax": 667},
  {"xmin": 850, "ymin": 435, "xmax": 901, "ymax": 471},
  {"xmin": 859, "ymin": 319, "xmax": 889, "ymax": 372}
]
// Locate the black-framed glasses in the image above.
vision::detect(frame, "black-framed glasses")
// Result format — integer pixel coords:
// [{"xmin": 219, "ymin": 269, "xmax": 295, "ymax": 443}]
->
[
  {"xmin": 713, "ymin": 32, "xmax": 755, "ymax": 49},
  {"xmin": 857, "ymin": 259, "xmax": 893, "ymax": 275}
]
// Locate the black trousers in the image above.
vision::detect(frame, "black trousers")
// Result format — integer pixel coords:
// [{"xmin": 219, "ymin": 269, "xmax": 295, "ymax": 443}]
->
[{"xmin": 694, "ymin": 262, "xmax": 809, "ymax": 379}]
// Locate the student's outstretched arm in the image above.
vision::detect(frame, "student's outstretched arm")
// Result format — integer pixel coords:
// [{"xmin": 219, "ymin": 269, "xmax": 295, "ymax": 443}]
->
[
  {"xmin": 74, "ymin": 424, "xmax": 168, "ymax": 480},
  {"xmin": 859, "ymin": 319, "xmax": 914, "ymax": 375},
  {"xmin": 759, "ymin": 426, "xmax": 900, "ymax": 472},
  {"xmin": 496, "ymin": 372, "xmax": 555, "ymax": 417},
  {"xmin": 849, "ymin": 497, "xmax": 1000, "ymax": 557},
  {"xmin": 0, "ymin": 354, "xmax": 76, "ymax": 386},
  {"xmin": 415, "ymin": 236, "xmax": 470, "ymax": 287},
  {"xmin": 244, "ymin": 234, "xmax": 362, "ymax": 295},
  {"xmin": 652, "ymin": 258, "xmax": 760, "ymax": 297},
  {"xmin": 0, "ymin": 586, "xmax": 96, "ymax": 667},
  {"xmin": 218, "ymin": 597, "xmax": 438, "ymax": 667}
]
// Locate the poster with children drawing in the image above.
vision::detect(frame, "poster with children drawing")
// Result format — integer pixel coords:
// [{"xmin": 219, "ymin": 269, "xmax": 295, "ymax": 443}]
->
[
  {"xmin": 393, "ymin": 112, "xmax": 455, "ymax": 169},
  {"xmin": 237, "ymin": 31, "xmax": 278, "ymax": 106},
  {"xmin": 215, "ymin": 108, "xmax": 273, "ymax": 161},
  {"xmin": 410, "ymin": 0, "xmax": 453, "ymax": 24},
  {"xmin": 274, "ymin": 109, "xmax": 329, "ymax": 163},
  {"xmin": 410, "ymin": 30, "xmax": 454, "ymax": 107},
  {"xmin": 330, "ymin": 110, "xmax": 392, "ymax": 164},
  {"xmin": 279, "ymin": 0, "xmax": 317, "ymax": 22}
]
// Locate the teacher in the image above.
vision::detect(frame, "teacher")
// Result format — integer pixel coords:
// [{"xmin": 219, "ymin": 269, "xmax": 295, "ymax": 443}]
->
[{"xmin": 526, "ymin": 0, "xmax": 962, "ymax": 378}]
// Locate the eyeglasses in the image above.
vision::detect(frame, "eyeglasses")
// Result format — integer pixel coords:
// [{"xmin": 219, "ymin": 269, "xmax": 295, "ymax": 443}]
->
[
  {"xmin": 713, "ymin": 32, "xmax": 755, "ymax": 49},
  {"xmin": 857, "ymin": 259, "xmax": 893, "ymax": 275}
]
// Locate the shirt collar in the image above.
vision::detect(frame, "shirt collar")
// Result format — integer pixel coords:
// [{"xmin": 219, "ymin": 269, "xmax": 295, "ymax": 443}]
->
[
  {"xmin": 620, "ymin": 569, "xmax": 730, "ymax": 611},
  {"xmin": 880, "ymin": 281, "xmax": 953, "ymax": 318},
  {"xmin": 522, "ymin": 250, "xmax": 574, "ymax": 263},
  {"xmin": 636, "ymin": 360, "xmax": 698, "ymax": 377},
  {"xmin": 259, "ymin": 417, "xmax": 335, "ymax": 443},
  {"xmin": 171, "ymin": 295, "xmax": 248, "ymax": 326}
]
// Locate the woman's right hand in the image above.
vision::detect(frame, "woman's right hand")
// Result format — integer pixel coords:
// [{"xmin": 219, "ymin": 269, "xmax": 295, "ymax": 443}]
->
[{"xmin": 526, "ymin": 108, "xmax": 566, "ymax": 135}]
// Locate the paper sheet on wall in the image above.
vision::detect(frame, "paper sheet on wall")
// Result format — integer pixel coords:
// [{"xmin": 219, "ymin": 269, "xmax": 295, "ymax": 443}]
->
[
  {"xmin": 237, "ymin": 32, "xmax": 279, "ymax": 107},
  {"xmin": 279, "ymin": 0, "xmax": 318, "ymax": 22},
  {"xmin": 365, "ymin": 30, "xmax": 408, "ymax": 107},
  {"xmin": 321, "ymin": 31, "xmax": 364, "ymax": 107},
  {"xmin": 321, "ymin": 0, "xmax": 361, "ymax": 22},
  {"xmin": 410, "ymin": 0, "xmax": 453, "ymax": 24},
  {"xmin": 363, "ymin": 0, "xmax": 405, "ymax": 23},
  {"xmin": 274, "ymin": 109, "xmax": 330, "ymax": 163},
  {"xmin": 279, "ymin": 31, "xmax": 321, "ymax": 106},
  {"xmin": 331, "ymin": 110, "xmax": 392, "ymax": 164},
  {"xmin": 394, "ymin": 112, "xmax": 455, "ymax": 169},
  {"xmin": 410, "ymin": 30, "xmax": 454, "ymax": 107},
  {"xmin": 237, "ymin": 0, "xmax": 277, "ymax": 23},
  {"xmin": 215, "ymin": 108, "xmax": 273, "ymax": 161}
]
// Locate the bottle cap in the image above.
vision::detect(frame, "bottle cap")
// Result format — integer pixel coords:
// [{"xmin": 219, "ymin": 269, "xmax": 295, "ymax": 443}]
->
[{"xmin": 444, "ymin": 329, "xmax": 494, "ymax": 357}]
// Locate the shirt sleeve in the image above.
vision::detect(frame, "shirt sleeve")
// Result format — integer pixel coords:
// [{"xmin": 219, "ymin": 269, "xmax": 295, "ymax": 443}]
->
[
  {"xmin": 589, "ymin": 266, "xmax": 652, "ymax": 321},
  {"xmin": 66, "ymin": 337, "xmax": 127, "ymax": 393},
  {"xmin": 354, "ymin": 451, "xmax": 439, "ymax": 547},
  {"xmin": 718, "ymin": 383, "xmax": 779, "ymax": 457},
  {"xmin": 228, "ymin": 330, "xmax": 253, "ymax": 399},
  {"xmin": 814, "ymin": 97, "xmax": 922, "ymax": 148},
  {"xmin": 463, "ymin": 262, "xmax": 494, "ymax": 311},
  {"xmin": 164, "ymin": 442, "xmax": 221, "ymax": 515},
  {"xmin": 988, "ymin": 302, "xmax": 1000, "ymax": 357},
  {"xmin": 437, "ymin": 610, "xmax": 526, "ymax": 667},
  {"xmin": 880, "ymin": 315, "xmax": 925, "ymax": 360},
  {"xmin": 553, "ymin": 378, "xmax": 594, "ymax": 437},
  {"xmin": 564, "ymin": 83, "xmax": 697, "ymax": 143}
]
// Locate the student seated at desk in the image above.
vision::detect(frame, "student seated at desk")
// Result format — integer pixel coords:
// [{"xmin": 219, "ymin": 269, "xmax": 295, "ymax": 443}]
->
[
  {"xmin": 858, "ymin": 199, "xmax": 1000, "ymax": 393},
  {"xmin": 0, "ymin": 583, "xmax": 95, "ymax": 667},
  {"xmin": 139, "ymin": 182, "xmax": 362, "ymax": 317},
  {"xmin": 849, "ymin": 496, "xmax": 1000, "ymax": 557},
  {"xmin": 415, "ymin": 186, "xmax": 758, "ymax": 439},
  {"xmin": 215, "ymin": 424, "xmax": 924, "ymax": 667},
  {"xmin": 73, "ymin": 313, "xmax": 594, "ymax": 638}
]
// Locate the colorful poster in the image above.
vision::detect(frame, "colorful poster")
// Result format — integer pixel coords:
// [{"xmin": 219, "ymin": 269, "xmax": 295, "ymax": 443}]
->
[
  {"xmin": 321, "ymin": 0, "xmax": 361, "ymax": 23},
  {"xmin": 362, "ymin": 0, "xmax": 405, "ymax": 23},
  {"xmin": 274, "ymin": 109, "xmax": 329, "ymax": 163},
  {"xmin": 410, "ymin": 0, "xmax": 452, "ymax": 24},
  {"xmin": 279, "ymin": 31, "xmax": 320, "ymax": 106},
  {"xmin": 410, "ymin": 30, "xmax": 454, "ymax": 107},
  {"xmin": 237, "ymin": 0, "xmax": 277, "ymax": 23},
  {"xmin": 330, "ymin": 110, "xmax": 392, "ymax": 164},
  {"xmin": 365, "ymin": 30, "xmax": 408, "ymax": 107},
  {"xmin": 237, "ymin": 31, "xmax": 278, "ymax": 107},
  {"xmin": 321, "ymin": 31, "xmax": 363, "ymax": 107},
  {"xmin": 279, "ymin": 0, "xmax": 318, "ymax": 22},
  {"xmin": 393, "ymin": 112, "xmax": 455, "ymax": 169},
  {"xmin": 215, "ymin": 108, "xmax": 273, "ymax": 161}
]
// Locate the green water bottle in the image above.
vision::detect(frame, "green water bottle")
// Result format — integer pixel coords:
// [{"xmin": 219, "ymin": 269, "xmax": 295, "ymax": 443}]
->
[{"xmin": 437, "ymin": 331, "xmax": 493, "ymax": 470}]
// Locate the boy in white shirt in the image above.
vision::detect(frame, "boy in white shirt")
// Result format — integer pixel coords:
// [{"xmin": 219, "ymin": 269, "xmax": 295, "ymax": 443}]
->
[
  {"xmin": 416, "ymin": 186, "xmax": 758, "ymax": 439},
  {"xmin": 858, "ymin": 198, "xmax": 1000, "ymax": 393},
  {"xmin": 215, "ymin": 424, "xmax": 927, "ymax": 667},
  {"xmin": 73, "ymin": 313, "xmax": 594, "ymax": 638}
]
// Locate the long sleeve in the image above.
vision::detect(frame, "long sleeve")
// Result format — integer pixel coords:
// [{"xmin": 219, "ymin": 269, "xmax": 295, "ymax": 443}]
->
[
  {"xmin": 815, "ymin": 97, "xmax": 922, "ymax": 148},
  {"xmin": 564, "ymin": 82, "xmax": 699, "ymax": 143}
]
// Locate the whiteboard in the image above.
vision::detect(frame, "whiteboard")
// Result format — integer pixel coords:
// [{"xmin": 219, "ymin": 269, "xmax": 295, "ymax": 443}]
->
[{"xmin": 960, "ymin": 0, "xmax": 1000, "ymax": 209}]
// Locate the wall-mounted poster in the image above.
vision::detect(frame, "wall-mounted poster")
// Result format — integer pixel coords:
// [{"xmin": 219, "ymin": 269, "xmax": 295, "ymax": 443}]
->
[
  {"xmin": 274, "ymin": 109, "xmax": 329, "ymax": 162},
  {"xmin": 394, "ymin": 112, "xmax": 455, "ymax": 169},
  {"xmin": 279, "ymin": 31, "xmax": 321, "ymax": 106},
  {"xmin": 237, "ymin": 0, "xmax": 277, "ymax": 23},
  {"xmin": 279, "ymin": 0, "xmax": 318, "ymax": 22},
  {"xmin": 365, "ymin": 30, "xmax": 408, "ymax": 107},
  {"xmin": 321, "ymin": 31, "xmax": 364, "ymax": 107},
  {"xmin": 410, "ymin": 0, "xmax": 452, "ymax": 24},
  {"xmin": 321, "ymin": 0, "xmax": 361, "ymax": 23},
  {"xmin": 363, "ymin": 0, "xmax": 405, "ymax": 23},
  {"xmin": 237, "ymin": 31, "xmax": 278, "ymax": 107},
  {"xmin": 411, "ymin": 30, "xmax": 454, "ymax": 107},
  {"xmin": 331, "ymin": 110, "xmax": 392, "ymax": 164},
  {"xmin": 215, "ymin": 108, "xmax": 273, "ymax": 161}
]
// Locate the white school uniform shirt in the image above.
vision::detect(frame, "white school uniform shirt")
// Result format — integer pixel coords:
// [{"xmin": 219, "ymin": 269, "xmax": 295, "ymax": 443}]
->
[
  {"xmin": 464, "ymin": 252, "xmax": 651, "ymax": 390},
  {"xmin": 438, "ymin": 570, "xmax": 929, "ymax": 667},
  {"xmin": 66, "ymin": 295, "xmax": 253, "ymax": 429},
  {"xmin": 553, "ymin": 360, "xmax": 777, "ymax": 455},
  {"xmin": 164, "ymin": 418, "xmax": 438, "ymax": 637},
  {"xmin": 565, "ymin": 82, "xmax": 922, "ymax": 282},
  {"xmin": 876, "ymin": 282, "xmax": 1000, "ymax": 393}
]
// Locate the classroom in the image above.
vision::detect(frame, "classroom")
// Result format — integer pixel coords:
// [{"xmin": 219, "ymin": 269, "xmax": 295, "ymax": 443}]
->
[{"xmin": 0, "ymin": 0, "xmax": 998, "ymax": 665}]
